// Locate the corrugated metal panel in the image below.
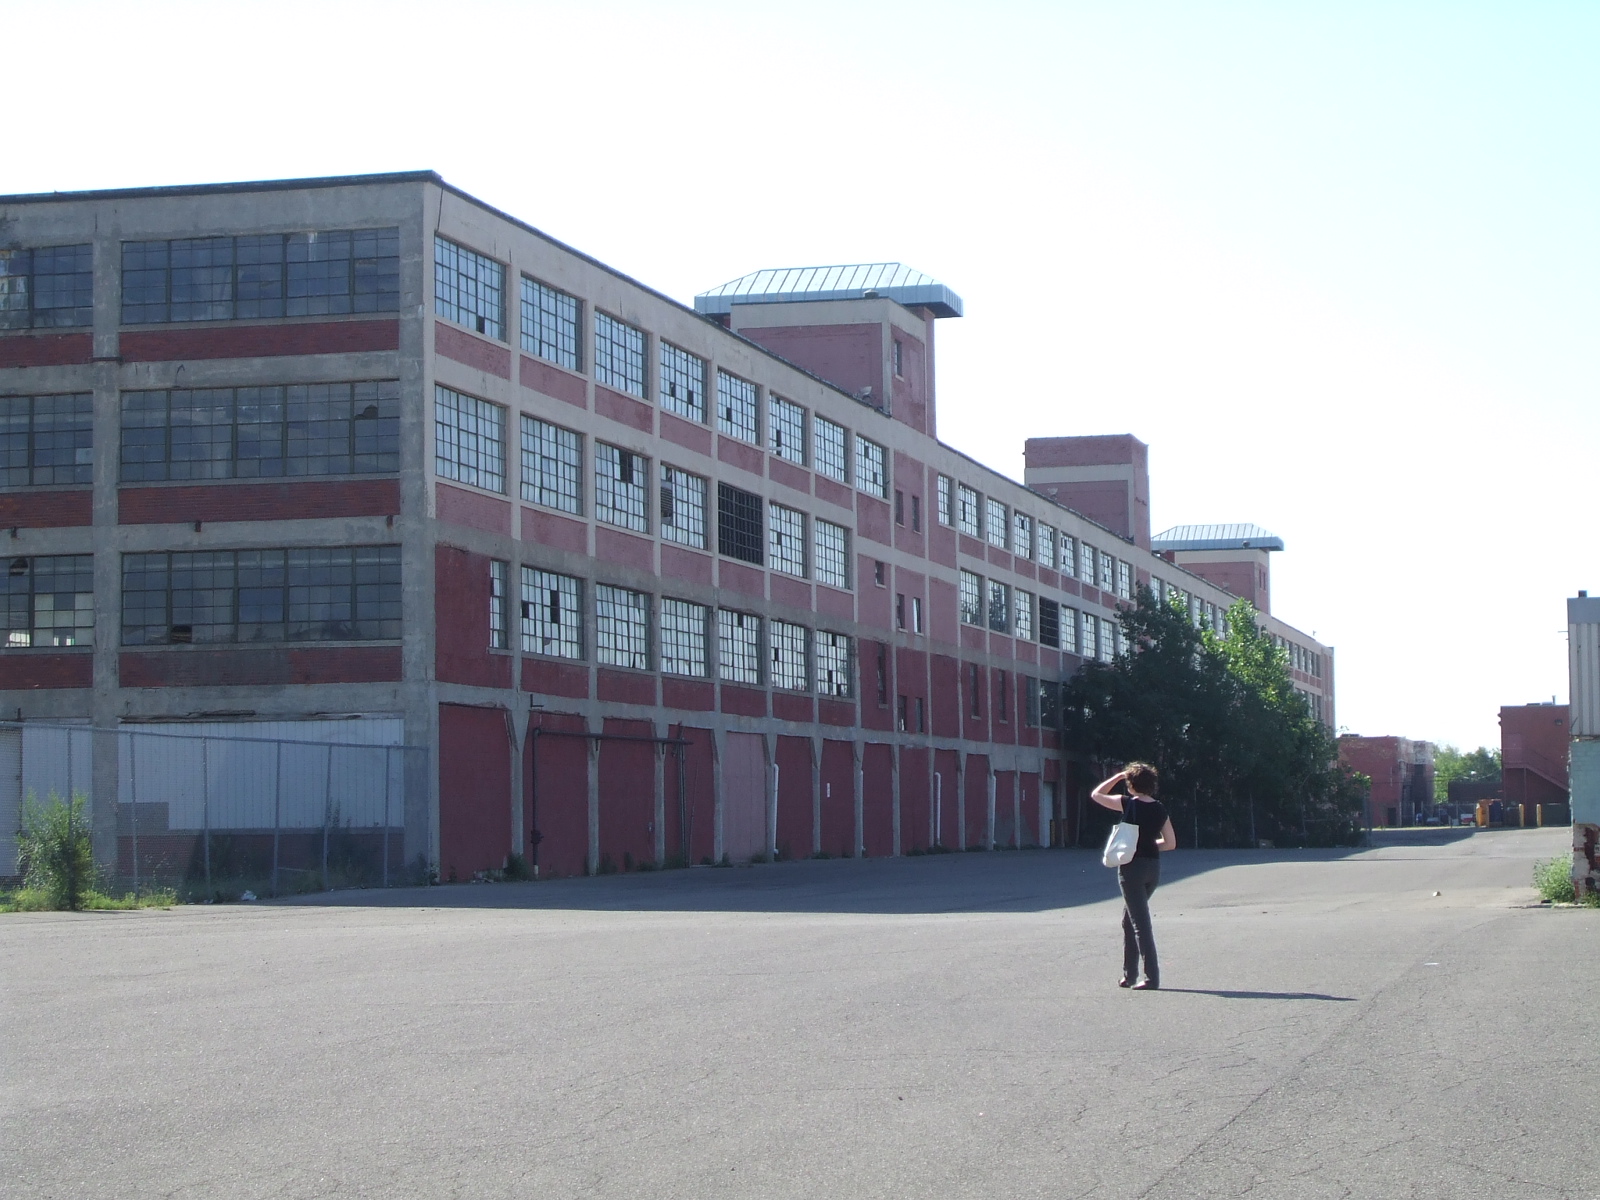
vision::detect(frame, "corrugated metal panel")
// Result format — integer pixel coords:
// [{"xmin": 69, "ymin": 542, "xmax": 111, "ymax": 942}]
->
[
  {"xmin": 1567, "ymin": 597, "xmax": 1600, "ymax": 736},
  {"xmin": 1568, "ymin": 739, "xmax": 1600, "ymax": 826},
  {"xmin": 0, "ymin": 729, "xmax": 20, "ymax": 876}
]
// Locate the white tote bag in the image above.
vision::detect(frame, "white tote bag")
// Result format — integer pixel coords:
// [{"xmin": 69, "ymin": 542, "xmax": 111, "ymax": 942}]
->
[{"xmin": 1102, "ymin": 800, "xmax": 1140, "ymax": 868}]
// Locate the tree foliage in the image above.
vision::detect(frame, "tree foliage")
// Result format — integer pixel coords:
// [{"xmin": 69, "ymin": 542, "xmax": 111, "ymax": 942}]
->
[
  {"xmin": 1432, "ymin": 744, "xmax": 1501, "ymax": 802},
  {"xmin": 1063, "ymin": 587, "xmax": 1367, "ymax": 848}
]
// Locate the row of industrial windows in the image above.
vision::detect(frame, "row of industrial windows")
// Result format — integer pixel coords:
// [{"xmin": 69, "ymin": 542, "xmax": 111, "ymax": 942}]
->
[
  {"xmin": 1275, "ymin": 634, "xmax": 1324, "ymax": 679},
  {"xmin": 437, "ymin": 390, "xmax": 855, "ymax": 588},
  {"xmin": 501, "ymin": 564, "xmax": 853, "ymax": 696},
  {"xmin": 3, "ymin": 548, "xmax": 401, "ymax": 648},
  {"xmin": 433, "ymin": 237, "xmax": 891, "ymax": 496},
  {"xmin": 2, "ymin": 230, "xmax": 402, "ymax": 328},
  {"xmin": 2, "ymin": 383, "xmax": 401, "ymax": 485},
  {"xmin": 957, "ymin": 568, "xmax": 1124, "ymax": 662}
]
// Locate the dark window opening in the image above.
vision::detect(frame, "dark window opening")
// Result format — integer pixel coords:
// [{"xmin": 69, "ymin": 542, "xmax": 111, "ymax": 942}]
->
[
  {"xmin": 911, "ymin": 495, "xmax": 921, "ymax": 532},
  {"xmin": 894, "ymin": 490, "xmax": 905, "ymax": 525},
  {"xmin": 717, "ymin": 482, "xmax": 764, "ymax": 565},
  {"xmin": 1039, "ymin": 598, "xmax": 1061, "ymax": 649},
  {"xmin": 997, "ymin": 670, "xmax": 1009, "ymax": 722},
  {"xmin": 876, "ymin": 641, "xmax": 889, "ymax": 706}
]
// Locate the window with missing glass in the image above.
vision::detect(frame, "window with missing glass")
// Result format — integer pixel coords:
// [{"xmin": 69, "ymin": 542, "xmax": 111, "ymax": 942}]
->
[
  {"xmin": 1058, "ymin": 533, "xmax": 1076, "ymax": 578},
  {"xmin": 120, "ymin": 546, "xmax": 400, "ymax": 646},
  {"xmin": 660, "ymin": 598, "xmax": 709, "ymax": 677},
  {"xmin": 1014, "ymin": 590, "xmax": 1034, "ymax": 642},
  {"xmin": 121, "ymin": 381, "xmax": 399, "ymax": 482},
  {"xmin": 1038, "ymin": 597, "xmax": 1060, "ymax": 648},
  {"xmin": 854, "ymin": 435, "xmax": 887, "ymax": 498},
  {"xmin": 4, "ymin": 554, "xmax": 93, "ymax": 647},
  {"xmin": 1061, "ymin": 605, "xmax": 1079, "ymax": 655},
  {"xmin": 0, "ymin": 245, "xmax": 93, "ymax": 329},
  {"xmin": 813, "ymin": 416, "xmax": 848, "ymax": 482},
  {"xmin": 1099, "ymin": 551, "xmax": 1115, "ymax": 593},
  {"xmin": 769, "ymin": 395, "xmax": 805, "ymax": 464},
  {"xmin": 1038, "ymin": 525, "xmax": 1057, "ymax": 571},
  {"xmin": 957, "ymin": 484, "xmax": 980, "ymax": 537},
  {"xmin": 717, "ymin": 609, "xmax": 761, "ymax": 684},
  {"xmin": 718, "ymin": 483, "xmax": 763, "ymax": 565},
  {"xmin": 1, "ymin": 393, "xmax": 92, "ymax": 486},
  {"xmin": 958, "ymin": 570, "xmax": 982, "ymax": 625},
  {"xmin": 814, "ymin": 519, "xmax": 849, "ymax": 589},
  {"xmin": 1100, "ymin": 617, "xmax": 1117, "ymax": 662},
  {"xmin": 433, "ymin": 236, "xmax": 504, "ymax": 338},
  {"xmin": 521, "ymin": 276, "xmax": 582, "ymax": 371},
  {"xmin": 121, "ymin": 231, "xmax": 400, "ymax": 325},
  {"xmin": 658, "ymin": 342, "xmax": 706, "ymax": 422},
  {"xmin": 1080, "ymin": 540, "xmax": 1096, "ymax": 585},
  {"xmin": 717, "ymin": 370, "xmax": 758, "ymax": 443},
  {"xmin": 1117, "ymin": 560, "xmax": 1132, "ymax": 600},
  {"xmin": 434, "ymin": 386, "xmax": 505, "ymax": 492},
  {"xmin": 769, "ymin": 504, "xmax": 806, "ymax": 577},
  {"xmin": 594, "ymin": 312, "xmax": 646, "ymax": 397},
  {"xmin": 984, "ymin": 498, "xmax": 1008, "ymax": 549},
  {"xmin": 522, "ymin": 568, "xmax": 583, "ymax": 659},
  {"xmin": 987, "ymin": 580, "xmax": 1009, "ymax": 633},
  {"xmin": 520, "ymin": 416, "xmax": 582, "ymax": 514},
  {"xmin": 1013, "ymin": 513, "xmax": 1033, "ymax": 561},
  {"xmin": 816, "ymin": 630, "xmax": 852, "ymax": 697},
  {"xmin": 595, "ymin": 443, "xmax": 650, "ymax": 532},
  {"xmin": 770, "ymin": 620, "xmax": 807, "ymax": 691},
  {"xmin": 659, "ymin": 465, "xmax": 708, "ymax": 550},
  {"xmin": 596, "ymin": 584, "xmax": 649, "ymax": 670},
  {"xmin": 1080, "ymin": 609, "xmax": 1096, "ymax": 660},
  {"xmin": 489, "ymin": 559, "xmax": 508, "ymax": 650},
  {"xmin": 936, "ymin": 475, "xmax": 953, "ymax": 525}
]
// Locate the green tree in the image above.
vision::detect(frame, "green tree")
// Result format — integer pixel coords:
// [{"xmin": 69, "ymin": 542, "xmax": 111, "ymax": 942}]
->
[{"xmin": 1432, "ymin": 744, "xmax": 1501, "ymax": 802}]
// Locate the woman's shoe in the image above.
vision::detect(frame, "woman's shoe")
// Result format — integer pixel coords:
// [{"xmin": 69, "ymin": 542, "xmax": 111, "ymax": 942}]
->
[
  {"xmin": 1131, "ymin": 978, "xmax": 1160, "ymax": 990},
  {"xmin": 1118, "ymin": 976, "xmax": 1133, "ymax": 988}
]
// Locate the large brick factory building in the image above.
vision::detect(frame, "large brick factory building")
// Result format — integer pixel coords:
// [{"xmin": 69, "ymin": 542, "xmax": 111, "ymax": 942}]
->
[{"xmin": 0, "ymin": 172, "xmax": 1334, "ymax": 882}]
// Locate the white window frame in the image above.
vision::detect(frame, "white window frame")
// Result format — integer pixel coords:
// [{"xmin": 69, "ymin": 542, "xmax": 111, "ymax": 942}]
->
[
  {"xmin": 957, "ymin": 484, "xmax": 980, "ymax": 537},
  {"xmin": 434, "ymin": 385, "xmax": 505, "ymax": 493},
  {"xmin": 716, "ymin": 369, "xmax": 759, "ymax": 443},
  {"xmin": 814, "ymin": 519, "xmax": 850, "ymax": 589},
  {"xmin": 717, "ymin": 608, "xmax": 762, "ymax": 684},
  {"xmin": 984, "ymin": 498, "xmax": 1008, "ymax": 549},
  {"xmin": 1014, "ymin": 590, "xmax": 1034, "ymax": 642},
  {"xmin": 1013, "ymin": 512, "xmax": 1033, "ymax": 561},
  {"xmin": 770, "ymin": 620, "xmax": 808, "ymax": 691},
  {"xmin": 769, "ymin": 503, "xmax": 807, "ymax": 577},
  {"xmin": 816, "ymin": 631, "xmax": 853, "ymax": 697},
  {"xmin": 958, "ymin": 570, "xmax": 982, "ymax": 625},
  {"xmin": 659, "ymin": 598, "xmax": 709, "ymax": 677},
  {"xmin": 520, "ymin": 415, "xmax": 582, "ymax": 514},
  {"xmin": 522, "ymin": 568, "xmax": 583, "ymax": 659},
  {"xmin": 813, "ymin": 416, "xmax": 848, "ymax": 483},
  {"xmin": 768, "ymin": 395, "xmax": 806, "ymax": 465},
  {"xmin": 659, "ymin": 465, "xmax": 708, "ymax": 550},
  {"xmin": 854, "ymin": 435, "xmax": 887, "ymax": 499},
  {"xmin": 658, "ymin": 341, "xmax": 707, "ymax": 423},
  {"xmin": 594, "ymin": 311, "xmax": 646, "ymax": 397},
  {"xmin": 594, "ymin": 442, "xmax": 649, "ymax": 533},
  {"xmin": 595, "ymin": 583, "xmax": 650, "ymax": 670},
  {"xmin": 936, "ymin": 474, "xmax": 953, "ymax": 525}
]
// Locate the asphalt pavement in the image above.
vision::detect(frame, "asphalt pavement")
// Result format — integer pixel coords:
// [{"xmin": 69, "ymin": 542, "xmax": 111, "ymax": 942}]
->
[{"xmin": 3, "ymin": 826, "xmax": 1594, "ymax": 1199}]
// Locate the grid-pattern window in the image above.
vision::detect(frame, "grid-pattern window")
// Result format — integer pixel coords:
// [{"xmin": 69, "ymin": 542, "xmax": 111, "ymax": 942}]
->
[
  {"xmin": 595, "ymin": 584, "xmax": 649, "ymax": 670},
  {"xmin": 1025, "ymin": 677, "xmax": 1041, "ymax": 728},
  {"xmin": 816, "ymin": 631, "xmax": 853, "ymax": 697},
  {"xmin": 1080, "ymin": 610, "xmax": 1097, "ymax": 660},
  {"xmin": 1060, "ymin": 534, "xmax": 1077, "ymax": 579},
  {"xmin": 489, "ymin": 560, "xmax": 508, "ymax": 649},
  {"xmin": 521, "ymin": 568, "xmax": 583, "ymax": 659},
  {"xmin": 911, "ymin": 596, "xmax": 924, "ymax": 634},
  {"xmin": 1101, "ymin": 617, "xmax": 1118, "ymax": 662},
  {"xmin": 1062, "ymin": 606, "xmax": 1079, "ymax": 655},
  {"xmin": 957, "ymin": 485, "xmax": 980, "ymax": 536},
  {"xmin": 0, "ymin": 245, "xmax": 93, "ymax": 329},
  {"xmin": 1039, "ymin": 597, "xmax": 1061, "ymax": 648},
  {"xmin": 814, "ymin": 520, "xmax": 850, "ymax": 589},
  {"xmin": 1014, "ymin": 591, "xmax": 1034, "ymax": 642},
  {"xmin": 1079, "ymin": 541, "xmax": 1095, "ymax": 585},
  {"xmin": 520, "ymin": 276, "xmax": 582, "ymax": 371},
  {"xmin": 987, "ymin": 580, "xmax": 1009, "ymax": 633},
  {"xmin": 984, "ymin": 498, "xmax": 1008, "ymax": 549},
  {"xmin": 769, "ymin": 395, "xmax": 805, "ymax": 464},
  {"xmin": 813, "ymin": 417, "xmax": 848, "ymax": 482},
  {"xmin": 595, "ymin": 443, "xmax": 650, "ymax": 532},
  {"xmin": 769, "ymin": 504, "xmax": 806, "ymax": 577},
  {"xmin": 121, "ymin": 231, "xmax": 400, "ymax": 324},
  {"xmin": 434, "ymin": 386, "xmax": 505, "ymax": 492},
  {"xmin": 936, "ymin": 475, "xmax": 954, "ymax": 525},
  {"xmin": 659, "ymin": 466, "xmax": 708, "ymax": 549},
  {"xmin": 716, "ymin": 370, "xmax": 758, "ymax": 443},
  {"xmin": 658, "ymin": 342, "xmax": 707, "ymax": 422},
  {"xmin": 1098, "ymin": 550, "xmax": 1115, "ymax": 593},
  {"xmin": 520, "ymin": 416, "xmax": 582, "ymax": 514},
  {"xmin": 718, "ymin": 483, "xmax": 764, "ymax": 565},
  {"xmin": 1, "ymin": 393, "xmax": 92, "ymax": 485},
  {"xmin": 122, "ymin": 382, "xmax": 400, "ymax": 482},
  {"xmin": 120, "ymin": 546, "xmax": 400, "ymax": 645},
  {"xmin": 959, "ymin": 570, "xmax": 983, "ymax": 625},
  {"xmin": 854, "ymin": 436, "xmax": 887, "ymax": 498},
  {"xmin": 717, "ymin": 609, "xmax": 762, "ymax": 685},
  {"xmin": 3, "ymin": 554, "xmax": 93, "ymax": 647},
  {"xmin": 771, "ymin": 620, "xmax": 808, "ymax": 691},
  {"xmin": 1117, "ymin": 560, "xmax": 1132, "ymax": 600},
  {"xmin": 659, "ymin": 598, "xmax": 709, "ymax": 677},
  {"xmin": 1038, "ymin": 525, "xmax": 1057, "ymax": 571},
  {"xmin": 1013, "ymin": 513, "xmax": 1033, "ymax": 561},
  {"xmin": 594, "ymin": 312, "xmax": 646, "ymax": 397},
  {"xmin": 433, "ymin": 236, "xmax": 504, "ymax": 339}
]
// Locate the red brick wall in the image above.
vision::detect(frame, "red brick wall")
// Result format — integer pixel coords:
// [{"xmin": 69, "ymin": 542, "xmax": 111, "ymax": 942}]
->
[
  {"xmin": 820, "ymin": 739, "xmax": 856, "ymax": 858},
  {"xmin": 435, "ymin": 482, "xmax": 511, "ymax": 535},
  {"xmin": 119, "ymin": 646, "xmax": 401, "ymax": 687},
  {"xmin": 435, "ymin": 322, "xmax": 510, "ymax": 379},
  {"xmin": 119, "ymin": 479, "xmax": 399, "ymax": 525},
  {"xmin": 0, "ymin": 652, "xmax": 92, "ymax": 690},
  {"xmin": 120, "ymin": 320, "xmax": 399, "ymax": 362},
  {"xmin": 775, "ymin": 735, "xmax": 814, "ymax": 859},
  {"xmin": 667, "ymin": 724, "xmax": 716, "ymax": 865},
  {"xmin": 438, "ymin": 703, "xmax": 511, "ymax": 882},
  {"xmin": 434, "ymin": 545, "xmax": 512, "ymax": 689},
  {"xmin": 0, "ymin": 332, "xmax": 92, "ymax": 368},
  {"xmin": 599, "ymin": 718, "xmax": 657, "ymax": 870},
  {"xmin": 0, "ymin": 490, "xmax": 92, "ymax": 528},
  {"xmin": 527, "ymin": 712, "xmax": 590, "ymax": 878}
]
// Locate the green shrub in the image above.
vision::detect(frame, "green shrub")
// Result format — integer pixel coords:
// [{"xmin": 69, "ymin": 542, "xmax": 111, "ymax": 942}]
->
[
  {"xmin": 1534, "ymin": 856, "xmax": 1576, "ymax": 904},
  {"xmin": 18, "ymin": 792, "xmax": 95, "ymax": 912},
  {"xmin": 502, "ymin": 852, "xmax": 531, "ymax": 882}
]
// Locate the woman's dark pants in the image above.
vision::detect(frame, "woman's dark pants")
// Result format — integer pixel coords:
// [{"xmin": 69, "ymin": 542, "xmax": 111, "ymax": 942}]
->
[{"xmin": 1118, "ymin": 857, "xmax": 1161, "ymax": 984}]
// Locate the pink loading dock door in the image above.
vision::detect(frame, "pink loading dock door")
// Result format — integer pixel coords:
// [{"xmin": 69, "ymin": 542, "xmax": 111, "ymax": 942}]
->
[
  {"xmin": 821, "ymin": 740, "xmax": 857, "ymax": 858},
  {"xmin": 722, "ymin": 732, "xmax": 767, "ymax": 862}
]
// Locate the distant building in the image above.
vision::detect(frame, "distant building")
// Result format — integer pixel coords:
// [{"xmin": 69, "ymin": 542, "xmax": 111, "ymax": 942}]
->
[
  {"xmin": 1499, "ymin": 703, "xmax": 1569, "ymax": 809},
  {"xmin": 1338, "ymin": 736, "xmax": 1435, "ymax": 827}
]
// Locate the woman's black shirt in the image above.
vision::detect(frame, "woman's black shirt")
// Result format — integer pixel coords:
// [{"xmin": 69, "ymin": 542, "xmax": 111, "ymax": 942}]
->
[{"xmin": 1124, "ymin": 796, "xmax": 1169, "ymax": 859}]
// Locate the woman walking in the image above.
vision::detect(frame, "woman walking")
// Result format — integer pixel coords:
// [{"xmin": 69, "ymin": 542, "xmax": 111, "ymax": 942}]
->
[{"xmin": 1091, "ymin": 763, "xmax": 1176, "ymax": 990}]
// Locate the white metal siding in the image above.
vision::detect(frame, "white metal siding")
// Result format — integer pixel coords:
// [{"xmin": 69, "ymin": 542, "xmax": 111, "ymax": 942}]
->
[
  {"xmin": 0, "ymin": 730, "xmax": 20, "ymax": 876},
  {"xmin": 1570, "ymin": 620, "xmax": 1600, "ymax": 737}
]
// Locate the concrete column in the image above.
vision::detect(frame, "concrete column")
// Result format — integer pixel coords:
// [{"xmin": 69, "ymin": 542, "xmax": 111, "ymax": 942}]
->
[
  {"xmin": 762, "ymin": 731, "xmax": 777, "ymax": 861},
  {"xmin": 890, "ymin": 741, "xmax": 902, "ymax": 856},
  {"xmin": 586, "ymin": 722, "xmax": 600, "ymax": 875},
  {"xmin": 853, "ymin": 741, "xmax": 864, "ymax": 858},
  {"xmin": 954, "ymin": 750, "xmax": 966, "ymax": 851},
  {"xmin": 987, "ymin": 769, "xmax": 997, "ymax": 851},
  {"xmin": 507, "ymin": 706, "xmax": 525, "ymax": 859},
  {"xmin": 710, "ymin": 727, "xmax": 724, "ymax": 864},
  {"xmin": 1010, "ymin": 763, "xmax": 1021, "ymax": 849},
  {"xmin": 88, "ymin": 233, "xmax": 121, "ymax": 871},
  {"xmin": 811, "ymin": 735, "xmax": 823, "ymax": 858},
  {"xmin": 653, "ymin": 722, "xmax": 667, "ymax": 867}
]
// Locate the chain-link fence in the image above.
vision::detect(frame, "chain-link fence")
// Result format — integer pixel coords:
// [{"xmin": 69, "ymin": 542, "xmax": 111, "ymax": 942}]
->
[{"xmin": 0, "ymin": 720, "xmax": 427, "ymax": 898}]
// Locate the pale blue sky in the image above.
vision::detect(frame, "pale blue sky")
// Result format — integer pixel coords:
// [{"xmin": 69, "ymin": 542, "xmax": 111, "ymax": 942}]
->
[{"xmin": 9, "ymin": 1, "xmax": 1594, "ymax": 749}]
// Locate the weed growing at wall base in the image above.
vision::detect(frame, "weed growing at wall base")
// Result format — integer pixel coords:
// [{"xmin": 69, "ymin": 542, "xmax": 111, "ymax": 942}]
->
[{"xmin": 17, "ymin": 792, "xmax": 94, "ymax": 911}]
